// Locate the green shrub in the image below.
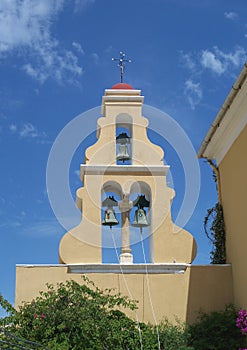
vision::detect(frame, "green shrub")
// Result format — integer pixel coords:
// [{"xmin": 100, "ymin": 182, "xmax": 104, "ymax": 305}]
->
[
  {"xmin": 158, "ymin": 319, "xmax": 194, "ymax": 350},
  {"xmin": 0, "ymin": 280, "xmax": 243, "ymax": 350},
  {"xmin": 189, "ymin": 305, "xmax": 241, "ymax": 350}
]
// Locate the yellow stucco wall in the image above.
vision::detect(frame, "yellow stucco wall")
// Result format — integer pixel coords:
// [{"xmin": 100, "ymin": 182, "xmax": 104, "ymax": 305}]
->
[
  {"xmin": 219, "ymin": 124, "xmax": 247, "ymax": 309},
  {"xmin": 186, "ymin": 265, "xmax": 233, "ymax": 323},
  {"xmin": 15, "ymin": 264, "xmax": 233, "ymax": 324}
]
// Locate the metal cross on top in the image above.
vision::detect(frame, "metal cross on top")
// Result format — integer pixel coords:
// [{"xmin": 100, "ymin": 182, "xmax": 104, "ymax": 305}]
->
[{"xmin": 112, "ymin": 51, "xmax": 131, "ymax": 83}]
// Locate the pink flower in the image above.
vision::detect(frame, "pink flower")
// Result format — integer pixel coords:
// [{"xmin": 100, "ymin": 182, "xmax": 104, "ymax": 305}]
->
[
  {"xmin": 40, "ymin": 314, "xmax": 45, "ymax": 319},
  {"xmin": 34, "ymin": 314, "xmax": 38, "ymax": 318}
]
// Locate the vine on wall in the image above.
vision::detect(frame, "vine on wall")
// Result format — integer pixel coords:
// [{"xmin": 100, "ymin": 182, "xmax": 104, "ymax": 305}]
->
[{"xmin": 204, "ymin": 202, "xmax": 226, "ymax": 264}]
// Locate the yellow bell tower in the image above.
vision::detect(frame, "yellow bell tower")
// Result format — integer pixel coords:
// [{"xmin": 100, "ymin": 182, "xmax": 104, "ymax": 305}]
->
[{"xmin": 59, "ymin": 82, "xmax": 197, "ymax": 265}]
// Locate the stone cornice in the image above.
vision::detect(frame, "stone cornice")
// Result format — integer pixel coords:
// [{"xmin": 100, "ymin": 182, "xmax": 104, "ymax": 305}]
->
[
  {"xmin": 16, "ymin": 264, "xmax": 189, "ymax": 274},
  {"xmin": 80, "ymin": 164, "xmax": 170, "ymax": 180}
]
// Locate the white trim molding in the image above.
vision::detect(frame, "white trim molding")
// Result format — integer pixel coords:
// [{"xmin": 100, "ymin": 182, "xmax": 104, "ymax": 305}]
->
[
  {"xmin": 198, "ymin": 62, "xmax": 247, "ymax": 164},
  {"xmin": 16, "ymin": 264, "xmax": 189, "ymax": 274},
  {"xmin": 80, "ymin": 164, "xmax": 170, "ymax": 180},
  {"xmin": 68, "ymin": 263, "xmax": 189, "ymax": 274}
]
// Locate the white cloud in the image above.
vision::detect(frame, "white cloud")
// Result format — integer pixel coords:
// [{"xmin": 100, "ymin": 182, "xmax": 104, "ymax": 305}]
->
[
  {"xmin": 182, "ymin": 46, "xmax": 246, "ymax": 78},
  {"xmin": 9, "ymin": 122, "xmax": 48, "ymax": 143},
  {"xmin": 224, "ymin": 11, "xmax": 238, "ymax": 20},
  {"xmin": 214, "ymin": 46, "xmax": 246, "ymax": 67},
  {"xmin": 72, "ymin": 41, "xmax": 85, "ymax": 55},
  {"xmin": 180, "ymin": 52, "xmax": 196, "ymax": 72},
  {"xmin": 19, "ymin": 123, "xmax": 40, "ymax": 138},
  {"xmin": 92, "ymin": 52, "xmax": 99, "ymax": 64},
  {"xmin": 200, "ymin": 46, "xmax": 246, "ymax": 75},
  {"xmin": 184, "ymin": 79, "xmax": 202, "ymax": 110},
  {"xmin": 0, "ymin": 0, "xmax": 83, "ymax": 84},
  {"xmin": 22, "ymin": 63, "xmax": 47, "ymax": 84},
  {"xmin": 0, "ymin": 0, "xmax": 64, "ymax": 53},
  {"xmin": 9, "ymin": 124, "xmax": 17, "ymax": 132},
  {"xmin": 201, "ymin": 50, "xmax": 225, "ymax": 75}
]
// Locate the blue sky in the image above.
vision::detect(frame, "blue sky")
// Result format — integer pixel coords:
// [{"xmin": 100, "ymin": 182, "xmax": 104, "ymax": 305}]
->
[{"xmin": 1, "ymin": 0, "xmax": 247, "ymax": 309}]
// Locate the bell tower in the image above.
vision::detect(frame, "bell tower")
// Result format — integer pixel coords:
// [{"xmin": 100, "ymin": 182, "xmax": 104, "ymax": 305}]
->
[
  {"xmin": 59, "ymin": 82, "xmax": 197, "ymax": 265},
  {"xmin": 15, "ymin": 63, "xmax": 233, "ymax": 324}
]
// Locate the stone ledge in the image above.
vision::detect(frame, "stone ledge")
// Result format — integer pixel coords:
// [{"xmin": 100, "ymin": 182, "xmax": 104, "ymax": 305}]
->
[
  {"xmin": 16, "ymin": 263, "xmax": 189, "ymax": 274},
  {"xmin": 80, "ymin": 164, "xmax": 170, "ymax": 179}
]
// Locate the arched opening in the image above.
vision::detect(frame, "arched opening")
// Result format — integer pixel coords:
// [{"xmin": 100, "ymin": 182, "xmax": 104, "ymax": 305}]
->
[
  {"xmin": 101, "ymin": 180, "xmax": 153, "ymax": 264},
  {"xmin": 116, "ymin": 114, "xmax": 133, "ymax": 165}
]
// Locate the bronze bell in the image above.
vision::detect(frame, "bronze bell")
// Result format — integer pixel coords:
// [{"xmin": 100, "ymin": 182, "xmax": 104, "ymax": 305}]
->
[
  {"xmin": 102, "ymin": 208, "xmax": 119, "ymax": 228},
  {"xmin": 116, "ymin": 132, "xmax": 131, "ymax": 162},
  {"xmin": 132, "ymin": 208, "xmax": 149, "ymax": 227},
  {"xmin": 102, "ymin": 196, "xmax": 119, "ymax": 229},
  {"xmin": 132, "ymin": 194, "xmax": 150, "ymax": 232}
]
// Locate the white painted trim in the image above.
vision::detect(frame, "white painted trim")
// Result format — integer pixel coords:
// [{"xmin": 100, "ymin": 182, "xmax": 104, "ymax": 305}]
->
[
  {"xmin": 119, "ymin": 253, "xmax": 133, "ymax": 264},
  {"xmin": 202, "ymin": 86, "xmax": 247, "ymax": 164},
  {"xmin": 16, "ymin": 263, "xmax": 189, "ymax": 274},
  {"xmin": 102, "ymin": 95, "xmax": 144, "ymax": 103},
  {"xmin": 105, "ymin": 89, "xmax": 141, "ymax": 96},
  {"xmin": 198, "ymin": 63, "xmax": 247, "ymax": 163},
  {"xmin": 16, "ymin": 264, "xmax": 64, "ymax": 267},
  {"xmin": 80, "ymin": 164, "xmax": 170, "ymax": 180},
  {"xmin": 68, "ymin": 263, "xmax": 189, "ymax": 274}
]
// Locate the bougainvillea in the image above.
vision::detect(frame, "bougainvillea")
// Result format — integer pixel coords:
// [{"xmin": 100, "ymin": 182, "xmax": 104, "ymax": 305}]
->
[
  {"xmin": 236, "ymin": 309, "xmax": 247, "ymax": 350},
  {"xmin": 237, "ymin": 309, "xmax": 247, "ymax": 334}
]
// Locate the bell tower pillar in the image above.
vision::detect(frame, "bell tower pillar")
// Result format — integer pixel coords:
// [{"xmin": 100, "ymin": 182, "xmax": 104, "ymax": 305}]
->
[{"xmin": 119, "ymin": 194, "xmax": 133, "ymax": 263}]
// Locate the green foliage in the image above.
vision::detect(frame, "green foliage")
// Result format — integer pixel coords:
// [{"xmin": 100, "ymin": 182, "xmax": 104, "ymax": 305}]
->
[
  {"xmin": 204, "ymin": 202, "xmax": 226, "ymax": 264},
  {"xmin": 3, "ymin": 277, "xmax": 143, "ymax": 349},
  {"xmin": 158, "ymin": 319, "xmax": 194, "ymax": 350},
  {"xmin": 0, "ymin": 293, "xmax": 17, "ymax": 328},
  {"xmin": 0, "ymin": 294, "xmax": 16, "ymax": 315},
  {"xmin": 0, "ymin": 280, "xmax": 242, "ymax": 349},
  {"xmin": 189, "ymin": 305, "xmax": 241, "ymax": 350},
  {"xmin": 0, "ymin": 277, "xmax": 195, "ymax": 350},
  {"xmin": 0, "ymin": 328, "xmax": 47, "ymax": 349}
]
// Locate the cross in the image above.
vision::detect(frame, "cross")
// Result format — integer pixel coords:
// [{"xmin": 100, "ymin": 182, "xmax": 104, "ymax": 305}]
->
[{"xmin": 112, "ymin": 52, "xmax": 131, "ymax": 83}]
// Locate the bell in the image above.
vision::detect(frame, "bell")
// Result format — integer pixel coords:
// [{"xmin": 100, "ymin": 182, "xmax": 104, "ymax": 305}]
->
[
  {"xmin": 116, "ymin": 144, "xmax": 131, "ymax": 162},
  {"xmin": 132, "ymin": 194, "xmax": 150, "ymax": 233},
  {"xmin": 116, "ymin": 132, "xmax": 131, "ymax": 162},
  {"xmin": 132, "ymin": 208, "xmax": 149, "ymax": 228},
  {"xmin": 102, "ymin": 208, "xmax": 119, "ymax": 228},
  {"xmin": 102, "ymin": 196, "xmax": 119, "ymax": 228}
]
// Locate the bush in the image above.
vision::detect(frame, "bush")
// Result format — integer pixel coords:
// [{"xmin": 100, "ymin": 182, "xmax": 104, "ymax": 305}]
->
[
  {"xmin": 0, "ymin": 279, "xmax": 243, "ymax": 350},
  {"xmin": 189, "ymin": 305, "xmax": 241, "ymax": 350},
  {"xmin": 1, "ymin": 277, "xmax": 143, "ymax": 349},
  {"xmin": 138, "ymin": 320, "xmax": 194, "ymax": 350},
  {"xmin": 158, "ymin": 319, "xmax": 194, "ymax": 350}
]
